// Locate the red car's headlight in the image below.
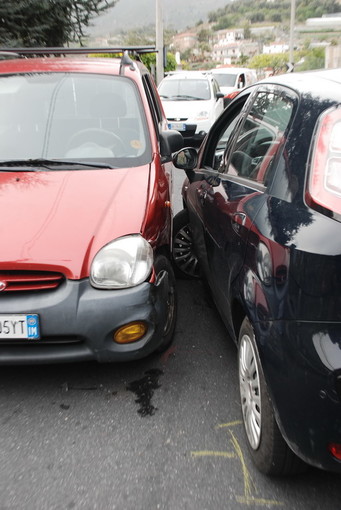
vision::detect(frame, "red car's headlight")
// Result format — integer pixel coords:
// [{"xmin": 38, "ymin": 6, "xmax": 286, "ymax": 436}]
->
[{"xmin": 90, "ymin": 235, "xmax": 153, "ymax": 289}]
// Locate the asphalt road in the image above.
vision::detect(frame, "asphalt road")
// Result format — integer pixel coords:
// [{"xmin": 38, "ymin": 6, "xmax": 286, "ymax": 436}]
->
[
  {"xmin": 0, "ymin": 170, "xmax": 340, "ymax": 509},
  {"xmin": 0, "ymin": 278, "xmax": 341, "ymax": 510}
]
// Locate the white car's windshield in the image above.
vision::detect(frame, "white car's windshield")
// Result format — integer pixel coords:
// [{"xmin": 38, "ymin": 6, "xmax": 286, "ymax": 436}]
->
[
  {"xmin": 0, "ymin": 73, "xmax": 151, "ymax": 168},
  {"xmin": 213, "ymin": 73, "xmax": 238, "ymax": 88},
  {"xmin": 159, "ymin": 79, "xmax": 211, "ymax": 101}
]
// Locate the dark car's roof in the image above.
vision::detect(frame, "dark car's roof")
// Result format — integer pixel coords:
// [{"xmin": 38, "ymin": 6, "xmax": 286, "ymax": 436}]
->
[{"xmin": 259, "ymin": 68, "xmax": 341, "ymax": 101}]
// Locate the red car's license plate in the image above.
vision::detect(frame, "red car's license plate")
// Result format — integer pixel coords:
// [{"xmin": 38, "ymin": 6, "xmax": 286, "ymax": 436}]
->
[{"xmin": 0, "ymin": 314, "xmax": 40, "ymax": 339}]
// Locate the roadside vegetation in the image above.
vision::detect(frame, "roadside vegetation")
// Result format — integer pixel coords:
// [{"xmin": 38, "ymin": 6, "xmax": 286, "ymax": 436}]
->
[
  {"xmin": 208, "ymin": 0, "xmax": 340, "ymax": 29},
  {"xmin": 0, "ymin": 0, "xmax": 118, "ymax": 46}
]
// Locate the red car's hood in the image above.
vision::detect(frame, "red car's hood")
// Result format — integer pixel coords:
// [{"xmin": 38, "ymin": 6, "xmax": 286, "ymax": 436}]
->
[{"xmin": 0, "ymin": 166, "xmax": 150, "ymax": 278}]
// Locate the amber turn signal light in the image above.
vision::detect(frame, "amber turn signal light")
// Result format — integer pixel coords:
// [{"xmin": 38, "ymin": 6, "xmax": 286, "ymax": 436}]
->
[{"xmin": 114, "ymin": 321, "xmax": 147, "ymax": 344}]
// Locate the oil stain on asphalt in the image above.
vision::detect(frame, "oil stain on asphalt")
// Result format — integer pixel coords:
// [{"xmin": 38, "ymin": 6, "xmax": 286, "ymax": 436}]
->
[{"xmin": 127, "ymin": 368, "xmax": 163, "ymax": 417}]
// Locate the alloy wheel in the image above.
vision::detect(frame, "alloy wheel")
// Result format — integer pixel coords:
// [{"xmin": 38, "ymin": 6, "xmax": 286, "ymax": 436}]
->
[{"xmin": 239, "ymin": 332, "xmax": 262, "ymax": 450}]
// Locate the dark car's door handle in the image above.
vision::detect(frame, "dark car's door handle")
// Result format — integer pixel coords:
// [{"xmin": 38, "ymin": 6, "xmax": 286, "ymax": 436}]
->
[
  {"xmin": 232, "ymin": 212, "xmax": 246, "ymax": 233},
  {"xmin": 197, "ymin": 186, "xmax": 208, "ymax": 204},
  {"xmin": 233, "ymin": 212, "xmax": 246, "ymax": 225}
]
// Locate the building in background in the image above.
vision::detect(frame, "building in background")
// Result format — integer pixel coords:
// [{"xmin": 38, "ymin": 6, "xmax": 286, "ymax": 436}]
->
[{"xmin": 171, "ymin": 32, "xmax": 198, "ymax": 53}]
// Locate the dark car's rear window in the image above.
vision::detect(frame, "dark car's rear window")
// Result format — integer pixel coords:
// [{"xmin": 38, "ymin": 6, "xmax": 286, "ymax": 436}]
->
[{"xmin": 0, "ymin": 72, "xmax": 152, "ymax": 167}]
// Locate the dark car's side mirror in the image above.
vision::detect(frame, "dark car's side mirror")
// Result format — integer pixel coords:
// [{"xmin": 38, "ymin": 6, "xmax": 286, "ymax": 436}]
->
[
  {"xmin": 160, "ymin": 130, "xmax": 184, "ymax": 163},
  {"xmin": 172, "ymin": 147, "xmax": 198, "ymax": 171}
]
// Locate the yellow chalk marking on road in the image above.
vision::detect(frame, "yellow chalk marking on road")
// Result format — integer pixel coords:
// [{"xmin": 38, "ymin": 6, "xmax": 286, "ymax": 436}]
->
[
  {"xmin": 191, "ymin": 450, "xmax": 236, "ymax": 459},
  {"xmin": 236, "ymin": 496, "xmax": 284, "ymax": 506},
  {"xmin": 216, "ymin": 420, "xmax": 243, "ymax": 429},
  {"xmin": 229, "ymin": 429, "xmax": 284, "ymax": 507},
  {"xmin": 191, "ymin": 422, "xmax": 284, "ymax": 507},
  {"xmin": 229, "ymin": 430, "xmax": 257, "ymax": 501}
]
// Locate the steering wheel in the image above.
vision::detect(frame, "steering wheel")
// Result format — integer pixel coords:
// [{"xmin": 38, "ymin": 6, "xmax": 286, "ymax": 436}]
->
[{"xmin": 67, "ymin": 128, "xmax": 126, "ymax": 156}]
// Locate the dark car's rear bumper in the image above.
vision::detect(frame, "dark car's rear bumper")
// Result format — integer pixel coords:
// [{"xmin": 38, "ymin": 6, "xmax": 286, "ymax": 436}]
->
[
  {"xmin": 256, "ymin": 319, "xmax": 341, "ymax": 473},
  {"xmin": 0, "ymin": 277, "xmax": 170, "ymax": 364}
]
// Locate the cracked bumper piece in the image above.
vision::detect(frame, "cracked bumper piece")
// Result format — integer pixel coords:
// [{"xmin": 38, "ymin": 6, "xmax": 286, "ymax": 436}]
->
[{"xmin": 0, "ymin": 278, "xmax": 169, "ymax": 364}]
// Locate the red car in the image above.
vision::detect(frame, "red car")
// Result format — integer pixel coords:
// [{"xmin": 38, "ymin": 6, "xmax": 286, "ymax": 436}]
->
[{"xmin": 0, "ymin": 48, "xmax": 183, "ymax": 364}]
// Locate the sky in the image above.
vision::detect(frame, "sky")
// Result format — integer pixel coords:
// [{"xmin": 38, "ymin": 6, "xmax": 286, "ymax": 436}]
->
[{"xmin": 89, "ymin": 0, "xmax": 230, "ymax": 35}]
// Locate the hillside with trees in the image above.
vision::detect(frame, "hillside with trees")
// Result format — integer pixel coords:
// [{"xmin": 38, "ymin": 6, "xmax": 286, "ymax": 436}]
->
[{"xmin": 208, "ymin": 0, "xmax": 341, "ymax": 31}]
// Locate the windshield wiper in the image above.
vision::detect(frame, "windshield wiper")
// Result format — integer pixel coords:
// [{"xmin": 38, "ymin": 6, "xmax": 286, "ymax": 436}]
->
[
  {"xmin": 0, "ymin": 158, "xmax": 116, "ymax": 170},
  {"xmin": 170, "ymin": 95, "xmax": 204, "ymax": 101}
]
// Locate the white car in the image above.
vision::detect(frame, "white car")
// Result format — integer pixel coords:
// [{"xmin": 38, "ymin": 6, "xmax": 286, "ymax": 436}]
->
[
  {"xmin": 158, "ymin": 71, "xmax": 224, "ymax": 145},
  {"xmin": 211, "ymin": 67, "xmax": 258, "ymax": 105}
]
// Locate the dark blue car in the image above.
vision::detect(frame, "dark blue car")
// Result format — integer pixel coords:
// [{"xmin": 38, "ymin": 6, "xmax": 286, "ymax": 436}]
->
[{"xmin": 172, "ymin": 68, "xmax": 341, "ymax": 476}]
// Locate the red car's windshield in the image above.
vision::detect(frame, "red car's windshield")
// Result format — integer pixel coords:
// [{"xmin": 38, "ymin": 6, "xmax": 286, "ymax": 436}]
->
[{"xmin": 0, "ymin": 72, "xmax": 152, "ymax": 167}]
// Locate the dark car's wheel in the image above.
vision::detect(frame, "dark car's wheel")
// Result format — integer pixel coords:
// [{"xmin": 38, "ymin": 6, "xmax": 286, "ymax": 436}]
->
[
  {"xmin": 238, "ymin": 316, "xmax": 305, "ymax": 476},
  {"xmin": 154, "ymin": 255, "xmax": 177, "ymax": 353},
  {"xmin": 172, "ymin": 209, "xmax": 200, "ymax": 279}
]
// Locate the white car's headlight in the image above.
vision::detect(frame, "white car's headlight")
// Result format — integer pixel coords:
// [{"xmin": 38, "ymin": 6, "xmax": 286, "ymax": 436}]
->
[
  {"xmin": 195, "ymin": 110, "xmax": 209, "ymax": 121},
  {"xmin": 90, "ymin": 235, "xmax": 153, "ymax": 289}
]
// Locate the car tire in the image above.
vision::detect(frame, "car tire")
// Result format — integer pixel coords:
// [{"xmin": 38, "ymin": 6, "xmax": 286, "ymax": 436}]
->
[
  {"xmin": 238, "ymin": 316, "xmax": 305, "ymax": 476},
  {"xmin": 154, "ymin": 255, "xmax": 177, "ymax": 353},
  {"xmin": 172, "ymin": 209, "xmax": 200, "ymax": 279}
]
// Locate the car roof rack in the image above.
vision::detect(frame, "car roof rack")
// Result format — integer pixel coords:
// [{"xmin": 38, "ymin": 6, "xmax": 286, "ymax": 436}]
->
[
  {"xmin": 0, "ymin": 46, "xmax": 157, "ymax": 74},
  {"xmin": 0, "ymin": 46, "xmax": 156, "ymax": 57}
]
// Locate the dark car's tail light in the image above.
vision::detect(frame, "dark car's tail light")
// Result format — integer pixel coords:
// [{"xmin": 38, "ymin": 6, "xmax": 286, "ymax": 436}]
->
[
  {"xmin": 307, "ymin": 106, "xmax": 341, "ymax": 218},
  {"xmin": 224, "ymin": 90, "xmax": 240, "ymax": 106},
  {"xmin": 328, "ymin": 443, "xmax": 341, "ymax": 461},
  {"xmin": 226, "ymin": 90, "xmax": 240, "ymax": 101}
]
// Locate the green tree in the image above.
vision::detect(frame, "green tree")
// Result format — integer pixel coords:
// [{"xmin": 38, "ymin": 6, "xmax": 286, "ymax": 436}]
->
[
  {"xmin": 237, "ymin": 54, "xmax": 250, "ymax": 66},
  {"xmin": 248, "ymin": 53, "xmax": 289, "ymax": 74},
  {"xmin": 208, "ymin": 10, "xmax": 218, "ymax": 23},
  {"xmin": 295, "ymin": 47, "xmax": 325, "ymax": 71},
  {"xmin": 0, "ymin": 0, "xmax": 117, "ymax": 47},
  {"xmin": 164, "ymin": 52, "xmax": 177, "ymax": 72},
  {"xmin": 207, "ymin": 0, "xmax": 340, "ymax": 32},
  {"xmin": 296, "ymin": 0, "xmax": 339, "ymax": 22},
  {"xmin": 271, "ymin": 13, "xmax": 282, "ymax": 22},
  {"xmin": 140, "ymin": 52, "xmax": 177, "ymax": 74},
  {"xmin": 213, "ymin": 15, "xmax": 235, "ymax": 31},
  {"xmin": 198, "ymin": 29, "xmax": 211, "ymax": 43},
  {"xmin": 243, "ymin": 24, "xmax": 252, "ymax": 40},
  {"xmin": 250, "ymin": 12, "xmax": 265, "ymax": 23}
]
